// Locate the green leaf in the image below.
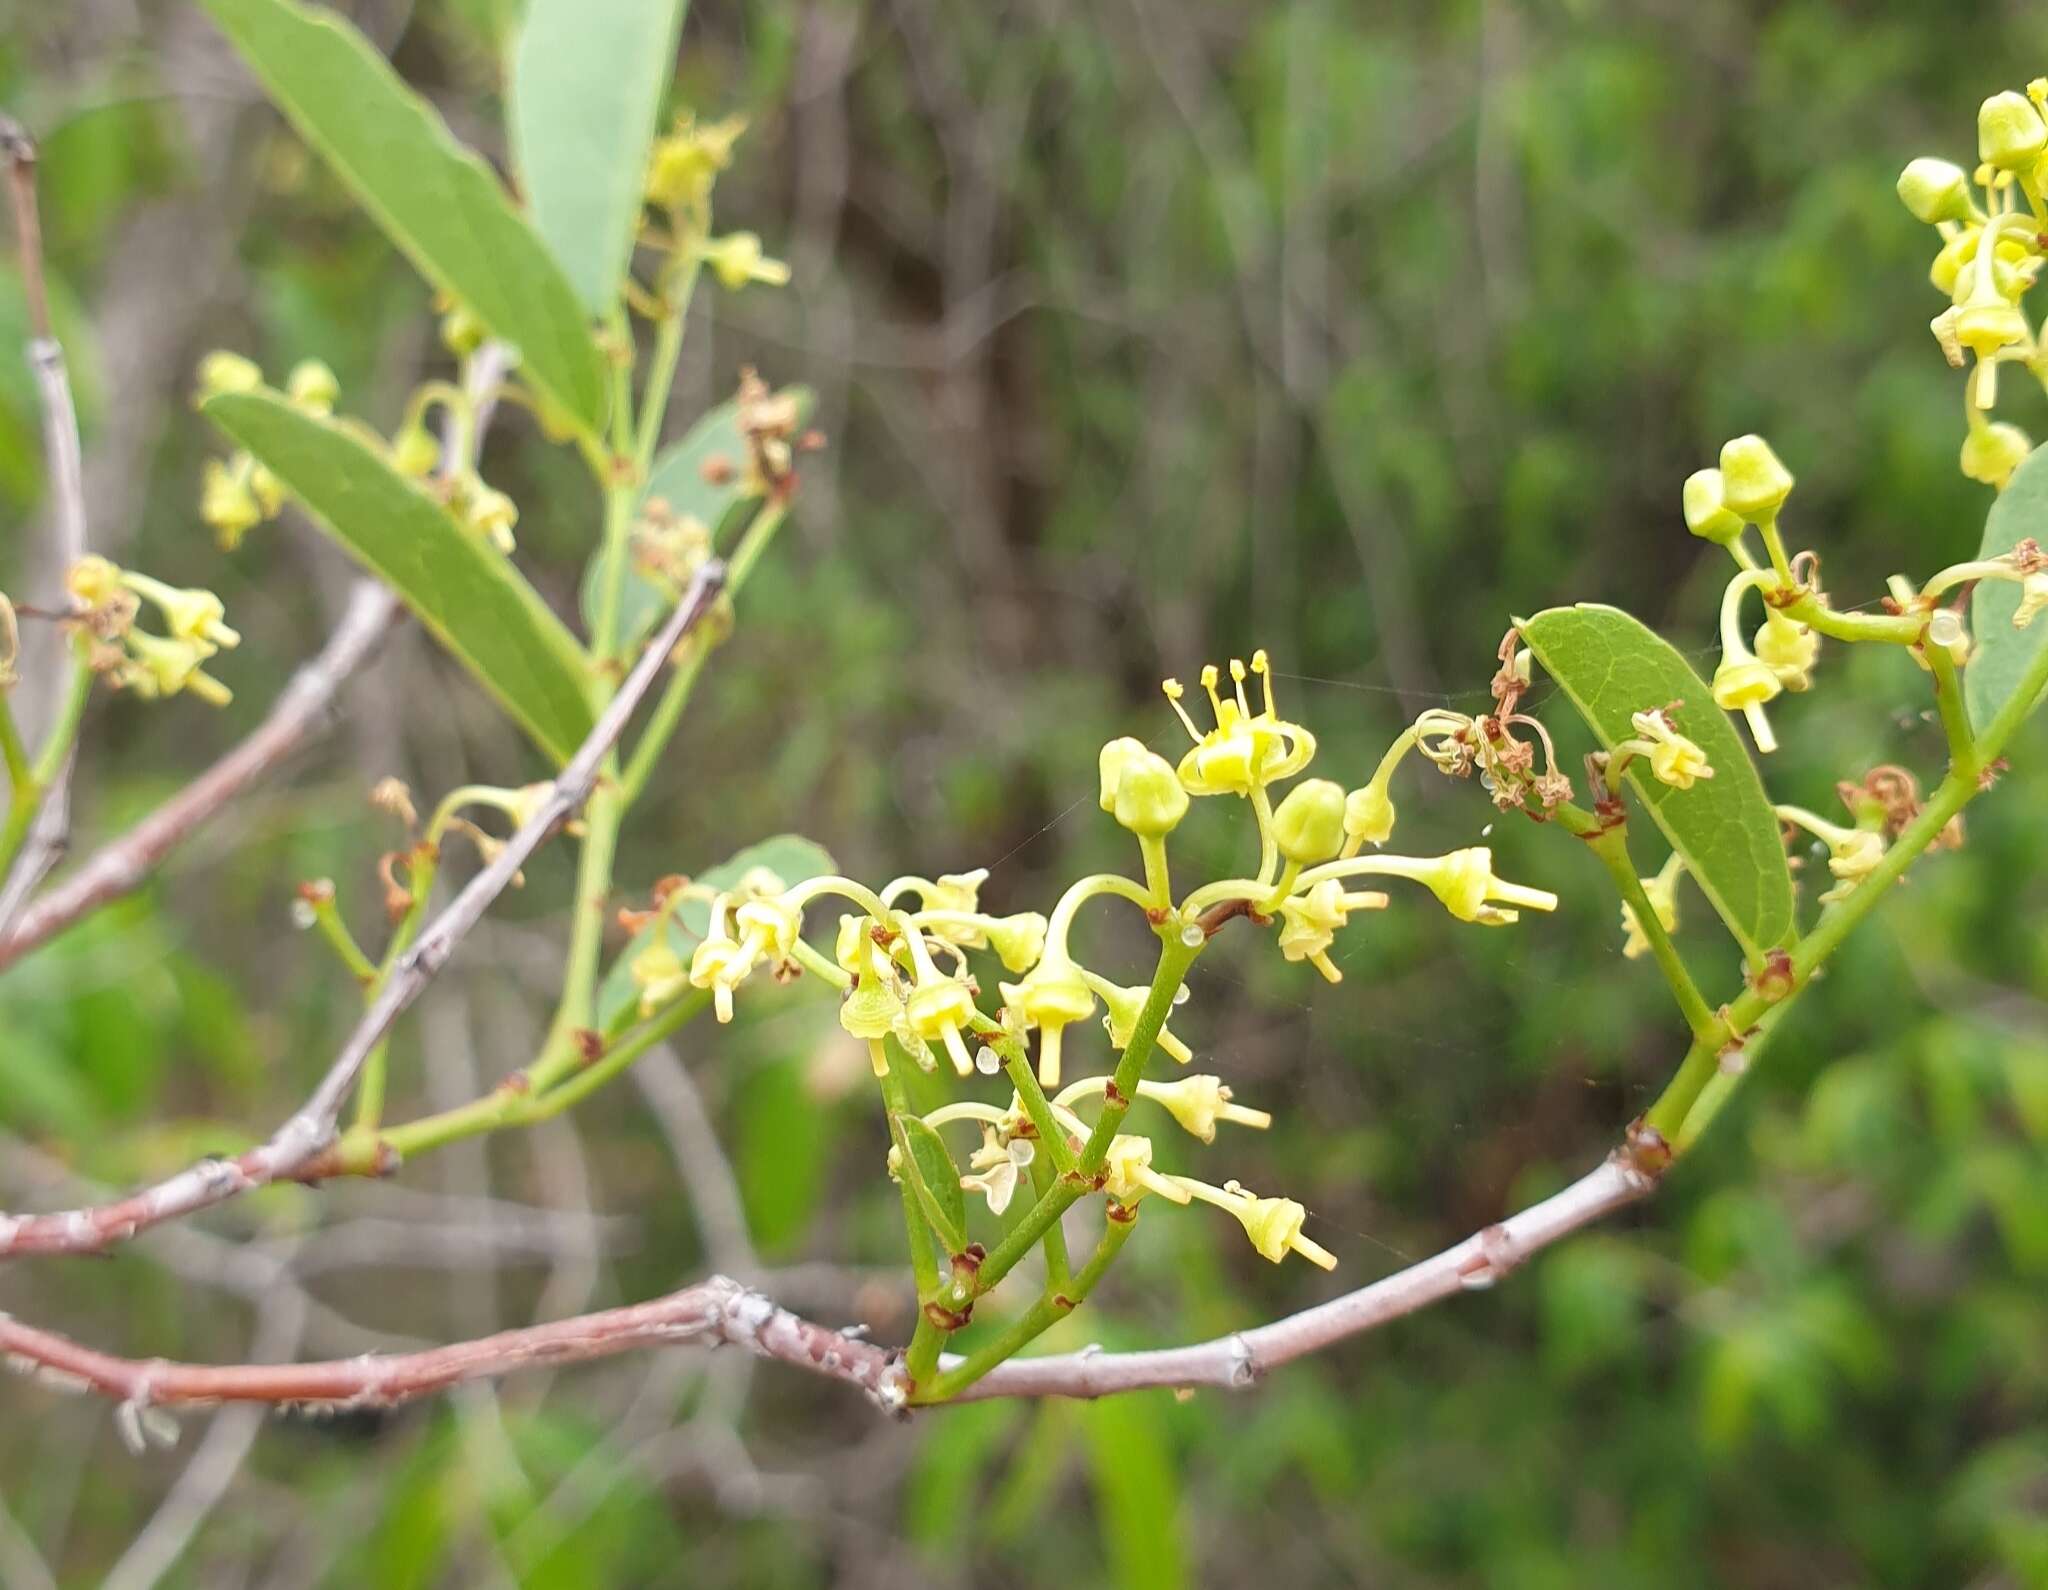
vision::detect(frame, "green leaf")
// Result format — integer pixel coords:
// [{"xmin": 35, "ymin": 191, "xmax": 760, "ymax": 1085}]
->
[
  {"xmin": 509, "ymin": 0, "xmax": 687, "ymax": 315},
  {"xmin": 1520, "ymin": 602, "xmax": 1796, "ymax": 961},
  {"xmin": 891, "ymin": 1111, "xmax": 968, "ymax": 1256},
  {"xmin": 1967, "ymin": 444, "xmax": 2048, "ymax": 734},
  {"xmin": 205, "ymin": 389, "xmax": 595, "ymax": 764},
  {"xmin": 1082, "ymin": 1396, "xmax": 1187, "ymax": 1590},
  {"xmin": 580, "ymin": 386, "xmax": 815, "ymax": 650},
  {"xmin": 596, "ymin": 834, "xmax": 837, "ymax": 1030},
  {"xmin": 198, "ymin": 0, "xmax": 607, "ymax": 434}
]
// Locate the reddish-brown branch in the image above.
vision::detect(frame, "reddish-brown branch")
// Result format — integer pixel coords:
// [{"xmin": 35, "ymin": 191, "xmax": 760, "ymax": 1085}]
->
[
  {"xmin": 0, "ymin": 1274, "xmax": 906, "ymax": 1415},
  {"xmin": 0, "ymin": 1146, "xmax": 1658, "ymax": 1415},
  {"xmin": 0, "ymin": 564, "xmax": 727, "ymax": 1259},
  {"xmin": 0, "ymin": 580, "xmax": 400, "ymax": 971}
]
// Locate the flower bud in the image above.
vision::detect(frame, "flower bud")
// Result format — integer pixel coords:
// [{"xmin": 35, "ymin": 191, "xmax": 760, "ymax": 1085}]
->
[
  {"xmin": 982, "ymin": 911, "xmax": 1048, "ymax": 974},
  {"xmin": 1137, "ymin": 1074, "xmax": 1270, "ymax": 1143},
  {"xmin": 467, "ymin": 487, "xmax": 519, "ymax": 553},
  {"xmin": 196, "ymin": 350, "xmax": 263, "ymax": 402},
  {"xmin": 1682, "ymin": 467, "xmax": 1746, "ymax": 544},
  {"xmin": 1225, "ymin": 1190, "xmax": 1336, "ymax": 1269},
  {"xmin": 1342, "ymin": 780, "xmax": 1395, "ymax": 847},
  {"xmin": 439, "ymin": 304, "xmax": 485, "ymax": 357},
  {"xmin": 66, "ymin": 554, "xmax": 124, "ymax": 609},
  {"xmin": 1895, "ymin": 157, "xmax": 1974, "ymax": 224},
  {"xmin": 1961, "ymin": 421, "xmax": 2034, "ymax": 489},
  {"xmin": 200, "ymin": 460, "xmax": 262, "ymax": 546},
  {"xmin": 1270, "ymin": 778, "xmax": 1346, "ymax": 865},
  {"xmin": 391, "ymin": 420, "xmax": 439, "ymax": 478},
  {"xmin": 285, "ymin": 359, "xmax": 339, "ymax": 416},
  {"xmin": 1718, "ymin": 435, "xmax": 1794, "ymax": 522},
  {"xmin": 1111, "ymin": 748, "xmax": 1190, "ymax": 837},
  {"xmin": 1098, "ymin": 737, "xmax": 1149, "ymax": 811},
  {"xmin": 1979, "ymin": 90, "xmax": 2048, "ymax": 171},
  {"xmin": 1754, "ymin": 611, "xmax": 1819, "ymax": 691}
]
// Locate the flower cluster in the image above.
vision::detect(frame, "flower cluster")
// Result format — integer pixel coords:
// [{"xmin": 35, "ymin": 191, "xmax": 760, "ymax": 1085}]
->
[
  {"xmin": 192, "ymin": 352, "xmax": 338, "ymax": 549},
  {"xmin": 618, "ymin": 652, "xmax": 1557, "ymax": 1275},
  {"xmin": 1897, "ymin": 83, "xmax": 2048, "ymax": 488},
  {"xmin": 62, "ymin": 555, "xmax": 240, "ymax": 707}
]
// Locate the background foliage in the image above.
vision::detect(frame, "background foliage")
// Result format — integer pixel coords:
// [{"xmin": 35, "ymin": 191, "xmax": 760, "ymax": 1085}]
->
[{"xmin": 1, "ymin": 0, "xmax": 2046, "ymax": 1584}]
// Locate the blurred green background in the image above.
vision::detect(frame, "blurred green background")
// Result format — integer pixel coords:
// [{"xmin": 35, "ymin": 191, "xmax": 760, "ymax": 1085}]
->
[{"xmin": 2, "ymin": 0, "xmax": 2047, "ymax": 1585}]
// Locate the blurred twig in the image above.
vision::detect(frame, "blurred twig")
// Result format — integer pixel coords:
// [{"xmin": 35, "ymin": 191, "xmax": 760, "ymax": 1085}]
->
[
  {"xmin": 0, "ymin": 112, "xmax": 89, "ymax": 933},
  {"xmin": 0, "ymin": 561, "xmax": 728, "ymax": 1259}
]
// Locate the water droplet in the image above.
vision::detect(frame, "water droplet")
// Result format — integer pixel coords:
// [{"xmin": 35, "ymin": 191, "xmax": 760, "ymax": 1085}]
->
[
  {"xmin": 1173, "ymin": 983, "xmax": 1191, "ymax": 1006},
  {"xmin": 1179, "ymin": 924, "xmax": 1205, "ymax": 948},
  {"xmin": 289, "ymin": 900, "xmax": 317, "ymax": 931},
  {"xmin": 974, "ymin": 1046, "xmax": 1000, "ymax": 1075},
  {"xmin": 1480, "ymin": 823, "xmax": 1494, "ymax": 838}
]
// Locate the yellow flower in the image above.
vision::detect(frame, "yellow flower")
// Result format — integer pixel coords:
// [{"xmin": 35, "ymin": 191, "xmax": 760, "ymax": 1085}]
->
[
  {"xmin": 1778, "ymin": 806, "xmax": 1887, "ymax": 906},
  {"xmin": 1617, "ymin": 707, "xmax": 1716, "ymax": 790},
  {"xmin": 1619, "ymin": 854, "xmax": 1683, "ymax": 961},
  {"xmin": 1000, "ymin": 950, "xmax": 1097, "ymax": 1086},
  {"xmin": 1101, "ymin": 1135, "xmax": 1192, "ymax": 1207},
  {"xmin": 1271, "ymin": 778, "xmax": 1347, "ymax": 864},
  {"xmin": 1093, "ymin": 976, "xmax": 1194, "ymax": 1064},
  {"xmin": 1275, "ymin": 878, "xmax": 1351, "ymax": 983},
  {"xmin": 1754, "ymin": 610, "xmax": 1819, "ymax": 692},
  {"xmin": 701, "ymin": 232, "xmax": 791, "ymax": 291},
  {"xmin": 1170, "ymin": 1176, "xmax": 1337, "ymax": 1269},
  {"xmin": 1408, "ymin": 848, "xmax": 1558, "ymax": 926},
  {"xmin": 1161, "ymin": 650, "xmax": 1315, "ymax": 797},
  {"xmin": 119, "ymin": 572, "xmax": 240, "ymax": 652},
  {"xmin": 120, "ymin": 631, "xmax": 232, "ymax": 707},
  {"xmin": 631, "ymin": 940, "xmax": 690, "ymax": 1017},
  {"xmin": 1136, "ymin": 1074, "xmax": 1271, "ymax": 1144}
]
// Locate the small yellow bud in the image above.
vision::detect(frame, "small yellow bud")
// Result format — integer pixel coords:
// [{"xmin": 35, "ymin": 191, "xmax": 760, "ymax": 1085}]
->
[
  {"xmin": 1341, "ymin": 781, "xmax": 1395, "ymax": 848},
  {"xmin": 466, "ymin": 487, "xmax": 519, "ymax": 553},
  {"xmin": 1682, "ymin": 467, "xmax": 1746, "ymax": 545},
  {"xmin": 1718, "ymin": 435, "xmax": 1794, "ymax": 523},
  {"xmin": 1098, "ymin": 737, "xmax": 1149, "ymax": 811},
  {"xmin": 200, "ymin": 459, "xmax": 263, "ymax": 547},
  {"xmin": 1270, "ymin": 777, "xmax": 1347, "ymax": 864},
  {"xmin": 631, "ymin": 941, "xmax": 690, "ymax": 1017},
  {"xmin": 195, "ymin": 350, "xmax": 263, "ymax": 402},
  {"xmin": 1979, "ymin": 90, "xmax": 2048, "ymax": 171},
  {"xmin": 1962, "ymin": 422, "xmax": 2034, "ymax": 489},
  {"xmin": 1895, "ymin": 157, "xmax": 1974, "ymax": 224},
  {"xmin": 285, "ymin": 359, "xmax": 340, "ymax": 416},
  {"xmin": 1711, "ymin": 654, "xmax": 1782, "ymax": 753},
  {"xmin": 440, "ymin": 304, "xmax": 485, "ymax": 357},
  {"xmin": 981, "ymin": 912, "xmax": 1049, "ymax": 974},
  {"xmin": 391, "ymin": 421, "xmax": 439, "ymax": 478}
]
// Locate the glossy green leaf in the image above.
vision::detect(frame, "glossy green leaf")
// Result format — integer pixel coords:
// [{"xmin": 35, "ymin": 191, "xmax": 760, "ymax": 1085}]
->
[
  {"xmin": 580, "ymin": 386, "xmax": 815, "ymax": 649},
  {"xmin": 509, "ymin": 0, "xmax": 687, "ymax": 315},
  {"xmin": 596, "ymin": 834, "xmax": 837, "ymax": 1030},
  {"xmin": 892, "ymin": 1111, "xmax": 968, "ymax": 1256},
  {"xmin": 1967, "ymin": 443, "xmax": 2048, "ymax": 734},
  {"xmin": 198, "ymin": 0, "xmax": 607, "ymax": 434},
  {"xmin": 1520, "ymin": 602, "xmax": 1796, "ymax": 960},
  {"xmin": 205, "ymin": 389, "xmax": 595, "ymax": 764}
]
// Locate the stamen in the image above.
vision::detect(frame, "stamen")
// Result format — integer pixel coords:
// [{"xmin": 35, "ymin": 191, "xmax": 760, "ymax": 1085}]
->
[
  {"xmin": 1251, "ymin": 648, "xmax": 1275, "ymax": 716},
  {"xmin": 1229, "ymin": 657, "xmax": 1249, "ymax": 716},
  {"xmin": 1200, "ymin": 663, "xmax": 1226, "ymax": 724},
  {"xmin": 1162, "ymin": 678, "xmax": 1203, "ymax": 742}
]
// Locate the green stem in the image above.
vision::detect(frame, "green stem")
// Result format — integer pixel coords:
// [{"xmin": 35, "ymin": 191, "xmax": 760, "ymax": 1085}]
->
[
  {"xmin": 1781, "ymin": 592, "xmax": 1923, "ymax": 646},
  {"xmin": 1925, "ymin": 643, "xmax": 1975, "ymax": 769},
  {"xmin": 617, "ymin": 502, "xmax": 789, "ymax": 805},
  {"xmin": 1645, "ymin": 615, "xmax": 2048, "ymax": 1147},
  {"xmin": 309, "ymin": 897, "xmax": 376, "ymax": 986},
  {"xmin": 971, "ymin": 926, "xmax": 1203, "ymax": 1300},
  {"xmin": 1029, "ymin": 1152, "xmax": 1071, "ymax": 1293},
  {"xmin": 632, "ymin": 257, "xmax": 701, "ymax": 473},
  {"xmin": 916, "ymin": 1208, "xmax": 1137, "ymax": 1403},
  {"xmin": 1584, "ymin": 825, "xmax": 1720, "ymax": 1044},
  {"xmin": 0, "ymin": 695, "xmax": 28, "ymax": 793},
  {"xmin": 0, "ymin": 657, "xmax": 91, "ymax": 882}
]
